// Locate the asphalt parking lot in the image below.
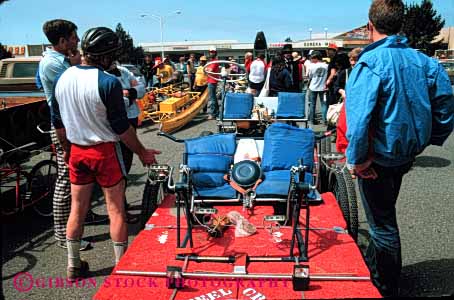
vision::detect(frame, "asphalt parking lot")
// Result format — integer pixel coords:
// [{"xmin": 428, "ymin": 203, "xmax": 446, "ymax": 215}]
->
[{"xmin": 1, "ymin": 114, "xmax": 454, "ymax": 299}]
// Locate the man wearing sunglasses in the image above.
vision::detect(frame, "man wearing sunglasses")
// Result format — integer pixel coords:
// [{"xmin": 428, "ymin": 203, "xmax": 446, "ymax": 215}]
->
[{"xmin": 345, "ymin": 0, "xmax": 454, "ymax": 296}]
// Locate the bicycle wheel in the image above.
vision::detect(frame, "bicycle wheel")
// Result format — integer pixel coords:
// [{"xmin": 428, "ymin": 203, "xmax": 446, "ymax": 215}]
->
[
  {"xmin": 330, "ymin": 170, "xmax": 350, "ymax": 230},
  {"xmin": 140, "ymin": 179, "xmax": 162, "ymax": 228},
  {"xmin": 30, "ymin": 160, "xmax": 57, "ymax": 217},
  {"xmin": 342, "ymin": 167, "xmax": 358, "ymax": 242},
  {"xmin": 320, "ymin": 137, "xmax": 330, "ymax": 155}
]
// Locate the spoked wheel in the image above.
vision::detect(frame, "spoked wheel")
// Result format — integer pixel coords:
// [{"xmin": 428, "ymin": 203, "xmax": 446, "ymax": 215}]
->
[
  {"xmin": 330, "ymin": 170, "xmax": 350, "ymax": 231},
  {"xmin": 342, "ymin": 167, "xmax": 358, "ymax": 241},
  {"xmin": 31, "ymin": 160, "xmax": 57, "ymax": 217},
  {"xmin": 320, "ymin": 137, "xmax": 331, "ymax": 155},
  {"xmin": 140, "ymin": 179, "xmax": 163, "ymax": 228}
]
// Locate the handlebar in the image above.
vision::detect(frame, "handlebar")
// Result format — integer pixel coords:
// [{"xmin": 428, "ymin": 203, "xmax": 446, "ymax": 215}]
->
[
  {"xmin": 157, "ymin": 131, "xmax": 185, "ymax": 143},
  {"xmin": 37, "ymin": 123, "xmax": 52, "ymax": 134}
]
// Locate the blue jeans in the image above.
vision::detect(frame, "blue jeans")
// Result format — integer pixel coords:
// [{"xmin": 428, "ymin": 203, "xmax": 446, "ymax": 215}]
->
[
  {"xmin": 208, "ymin": 83, "xmax": 218, "ymax": 117},
  {"xmin": 358, "ymin": 161, "xmax": 413, "ymax": 297},
  {"xmin": 308, "ymin": 90, "xmax": 327, "ymax": 123},
  {"xmin": 301, "ymin": 88, "xmax": 307, "ymax": 118}
]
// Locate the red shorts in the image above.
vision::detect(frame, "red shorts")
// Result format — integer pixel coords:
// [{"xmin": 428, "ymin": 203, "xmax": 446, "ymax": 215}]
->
[{"xmin": 69, "ymin": 142, "xmax": 126, "ymax": 187}]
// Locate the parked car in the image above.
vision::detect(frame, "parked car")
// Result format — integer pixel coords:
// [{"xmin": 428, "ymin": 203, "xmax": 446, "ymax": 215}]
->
[
  {"xmin": 0, "ymin": 57, "xmax": 41, "ymax": 91},
  {"xmin": 440, "ymin": 60, "xmax": 454, "ymax": 85},
  {"xmin": 121, "ymin": 64, "xmax": 146, "ymax": 86}
]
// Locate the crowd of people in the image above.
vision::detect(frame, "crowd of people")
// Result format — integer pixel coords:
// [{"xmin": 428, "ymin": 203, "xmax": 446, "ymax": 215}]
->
[{"xmin": 33, "ymin": 0, "xmax": 453, "ymax": 297}]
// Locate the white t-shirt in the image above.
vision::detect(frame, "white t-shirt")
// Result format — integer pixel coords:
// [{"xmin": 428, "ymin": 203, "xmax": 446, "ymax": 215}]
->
[
  {"xmin": 115, "ymin": 66, "xmax": 145, "ymax": 119},
  {"xmin": 248, "ymin": 59, "xmax": 266, "ymax": 83},
  {"xmin": 308, "ymin": 62, "xmax": 328, "ymax": 91},
  {"xmin": 304, "ymin": 60, "xmax": 312, "ymax": 77}
]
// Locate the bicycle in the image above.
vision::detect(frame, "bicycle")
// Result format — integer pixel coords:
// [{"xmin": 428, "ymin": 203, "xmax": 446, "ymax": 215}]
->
[{"xmin": 0, "ymin": 126, "xmax": 57, "ymax": 217}]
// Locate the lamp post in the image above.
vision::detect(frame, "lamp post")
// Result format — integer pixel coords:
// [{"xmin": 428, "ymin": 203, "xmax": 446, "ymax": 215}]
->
[
  {"xmin": 324, "ymin": 27, "xmax": 328, "ymax": 39},
  {"xmin": 141, "ymin": 10, "xmax": 181, "ymax": 59},
  {"xmin": 308, "ymin": 28, "xmax": 313, "ymax": 40}
]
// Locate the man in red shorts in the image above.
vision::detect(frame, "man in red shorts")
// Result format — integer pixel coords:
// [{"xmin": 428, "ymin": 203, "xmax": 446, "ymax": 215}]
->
[{"xmin": 51, "ymin": 27, "xmax": 160, "ymax": 281}]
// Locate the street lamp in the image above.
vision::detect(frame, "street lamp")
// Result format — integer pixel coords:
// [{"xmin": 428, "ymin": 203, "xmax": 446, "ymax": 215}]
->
[
  {"xmin": 141, "ymin": 10, "xmax": 182, "ymax": 59},
  {"xmin": 308, "ymin": 28, "xmax": 313, "ymax": 40},
  {"xmin": 324, "ymin": 27, "xmax": 328, "ymax": 39}
]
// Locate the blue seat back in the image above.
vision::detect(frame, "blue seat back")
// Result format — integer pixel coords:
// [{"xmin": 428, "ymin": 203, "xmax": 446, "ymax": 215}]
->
[
  {"xmin": 185, "ymin": 134, "xmax": 236, "ymax": 189},
  {"xmin": 223, "ymin": 92, "xmax": 254, "ymax": 119},
  {"xmin": 261, "ymin": 123, "xmax": 314, "ymax": 172},
  {"xmin": 276, "ymin": 92, "xmax": 305, "ymax": 118}
]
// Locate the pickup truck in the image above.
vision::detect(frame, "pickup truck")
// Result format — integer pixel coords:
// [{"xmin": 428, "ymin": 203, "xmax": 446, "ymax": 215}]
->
[
  {"xmin": 0, "ymin": 57, "xmax": 50, "ymax": 150},
  {"xmin": 0, "ymin": 57, "xmax": 41, "ymax": 92}
]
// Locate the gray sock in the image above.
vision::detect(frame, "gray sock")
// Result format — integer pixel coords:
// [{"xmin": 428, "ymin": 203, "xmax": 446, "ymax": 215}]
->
[
  {"xmin": 113, "ymin": 241, "xmax": 128, "ymax": 264},
  {"xmin": 66, "ymin": 239, "xmax": 81, "ymax": 268}
]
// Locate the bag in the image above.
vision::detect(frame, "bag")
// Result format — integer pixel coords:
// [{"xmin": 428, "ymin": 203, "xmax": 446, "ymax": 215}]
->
[
  {"xmin": 327, "ymin": 102, "xmax": 343, "ymax": 126},
  {"xmin": 258, "ymin": 67, "xmax": 271, "ymax": 97},
  {"xmin": 327, "ymin": 70, "xmax": 348, "ymax": 126}
]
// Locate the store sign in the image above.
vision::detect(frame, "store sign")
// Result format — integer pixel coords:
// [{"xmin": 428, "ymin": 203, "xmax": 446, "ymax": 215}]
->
[{"xmin": 270, "ymin": 43, "xmax": 287, "ymax": 48}]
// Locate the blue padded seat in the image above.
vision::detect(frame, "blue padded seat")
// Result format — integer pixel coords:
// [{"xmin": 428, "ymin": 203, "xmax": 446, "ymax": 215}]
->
[
  {"xmin": 256, "ymin": 170, "xmax": 291, "ymax": 196},
  {"xmin": 257, "ymin": 123, "xmax": 314, "ymax": 197},
  {"xmin": 276, "ymin": 92, "xmax": 305, "ymax": 118},
  {"xmin": 223, "ymin": 92, "xmax": 254, "ymax": 119},
  {"xmin": 185, "ymin": 133, "xmax": 237, "ymax": 198}
]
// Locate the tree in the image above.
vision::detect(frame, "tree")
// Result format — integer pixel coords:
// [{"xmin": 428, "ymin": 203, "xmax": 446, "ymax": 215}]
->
[
  {"xmin": 0, "ymin": 43, "xmax": 12, "ymax": 59},
  {"xmin": 115, "ymin": 23, "xmax": 144, "ymax": 64},
  {"xmin": 402, "ymin": 0, "xmax": 445, "ymax": 56},
  {"xmin": 284, "ymin": 37, "xmax": 293, "ymax": 42}
]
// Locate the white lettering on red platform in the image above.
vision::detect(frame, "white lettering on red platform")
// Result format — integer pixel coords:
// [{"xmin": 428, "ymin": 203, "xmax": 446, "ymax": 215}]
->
[
  {"xmin": 243, "ymin": 288, "xmax": 267, "ymax": 300},
  {"xmin": 188, "ymin": 288, "xmax": 233, "ymax": 300},
  {"xmin": 157, "ymin": 231, "xmax": 168, "ymax": 244}
]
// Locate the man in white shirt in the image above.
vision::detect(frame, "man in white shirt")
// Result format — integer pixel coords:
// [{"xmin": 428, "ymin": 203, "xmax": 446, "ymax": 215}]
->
[{"xmin": 307, "ymin": 51, "xmax": 328, "ymax": 125}]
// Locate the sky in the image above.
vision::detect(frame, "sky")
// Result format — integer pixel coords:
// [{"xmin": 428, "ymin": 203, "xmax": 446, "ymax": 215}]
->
[{"xmin": 0, "ymin": 0, "xmax": 453, "ymax": 45}]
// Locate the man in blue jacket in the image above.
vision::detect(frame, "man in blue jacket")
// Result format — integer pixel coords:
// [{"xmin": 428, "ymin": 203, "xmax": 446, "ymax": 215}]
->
[{"xmin": 345, "ymin": 0, "xmax": 454, "ymax": 296}]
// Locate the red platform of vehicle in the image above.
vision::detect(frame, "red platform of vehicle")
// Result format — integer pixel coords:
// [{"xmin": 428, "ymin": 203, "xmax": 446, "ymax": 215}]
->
[{"xmin": 94, "ymin": 193, "xmax": 381, "ymax": 299}]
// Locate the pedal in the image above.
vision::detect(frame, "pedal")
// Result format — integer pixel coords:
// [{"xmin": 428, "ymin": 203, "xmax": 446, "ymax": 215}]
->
[
  {"xmin": 166, "ymin": 266, "xmax": 184, "ymax": 289},
  {"xmin": 292, "ymin": 265, "xmax": 310, "ymax": 291},
  {"xmin": 264, "ymin": 215, "xmax": 286, "ymax": 222},
  {"xmin": 194, "ymin": 208, "xmax": 218, "ymax": 215}
]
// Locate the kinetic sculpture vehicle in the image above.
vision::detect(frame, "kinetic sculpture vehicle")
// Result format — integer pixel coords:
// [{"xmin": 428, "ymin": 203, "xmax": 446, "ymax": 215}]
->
[
  {"xmin": 138, "ymin": 82, "xmax": 208, "ymax": 133},
  {"xmin": 123, "ymin": 68, "xmax": 362, "ymax": 293},
  {"xmin": 94, "ymin": 33, "xmax": 376, "ymax": 300}
]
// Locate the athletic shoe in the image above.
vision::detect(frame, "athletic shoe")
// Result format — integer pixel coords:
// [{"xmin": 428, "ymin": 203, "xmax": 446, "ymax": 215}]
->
[{"xmin": 67, "ymin": 260, "xmax": 89, "ymax": 282}]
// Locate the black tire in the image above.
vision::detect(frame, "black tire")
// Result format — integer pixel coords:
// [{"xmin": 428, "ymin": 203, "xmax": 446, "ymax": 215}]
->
[
  {"xmin": 31, "ymin": 160, "xmax": 57, "ymax": 217},
  {"xmin": 330, "ymin": 170, "xmax": 350, "ymax": 230},
  {"xmin": 140, "ymin": 179, "xmax": 161, "ymax": 228},
  {"xmin": 342, "ymin": 167, "xmax": 358, "ymax": 241},
  {"xmin": 318, "ymin": 161, "xmax": 330, "ymax": 193}
]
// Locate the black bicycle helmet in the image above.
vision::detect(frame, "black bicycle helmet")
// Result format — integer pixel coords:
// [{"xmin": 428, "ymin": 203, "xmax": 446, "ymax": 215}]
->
[{"xmin": 81, "ymin": 27, "xmax": 121, "ymax": 55}]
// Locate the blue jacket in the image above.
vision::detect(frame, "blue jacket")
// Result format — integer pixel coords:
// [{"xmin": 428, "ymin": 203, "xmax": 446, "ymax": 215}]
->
[{"xmin": 346, "ymin": 35, "xmax": 454, "ymax": 167}]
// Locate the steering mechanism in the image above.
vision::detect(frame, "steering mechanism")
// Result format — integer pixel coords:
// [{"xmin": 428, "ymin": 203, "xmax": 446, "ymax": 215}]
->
[{"xmin": 203, "ymin": 60, "xmax": 247, "ymax": 83}]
